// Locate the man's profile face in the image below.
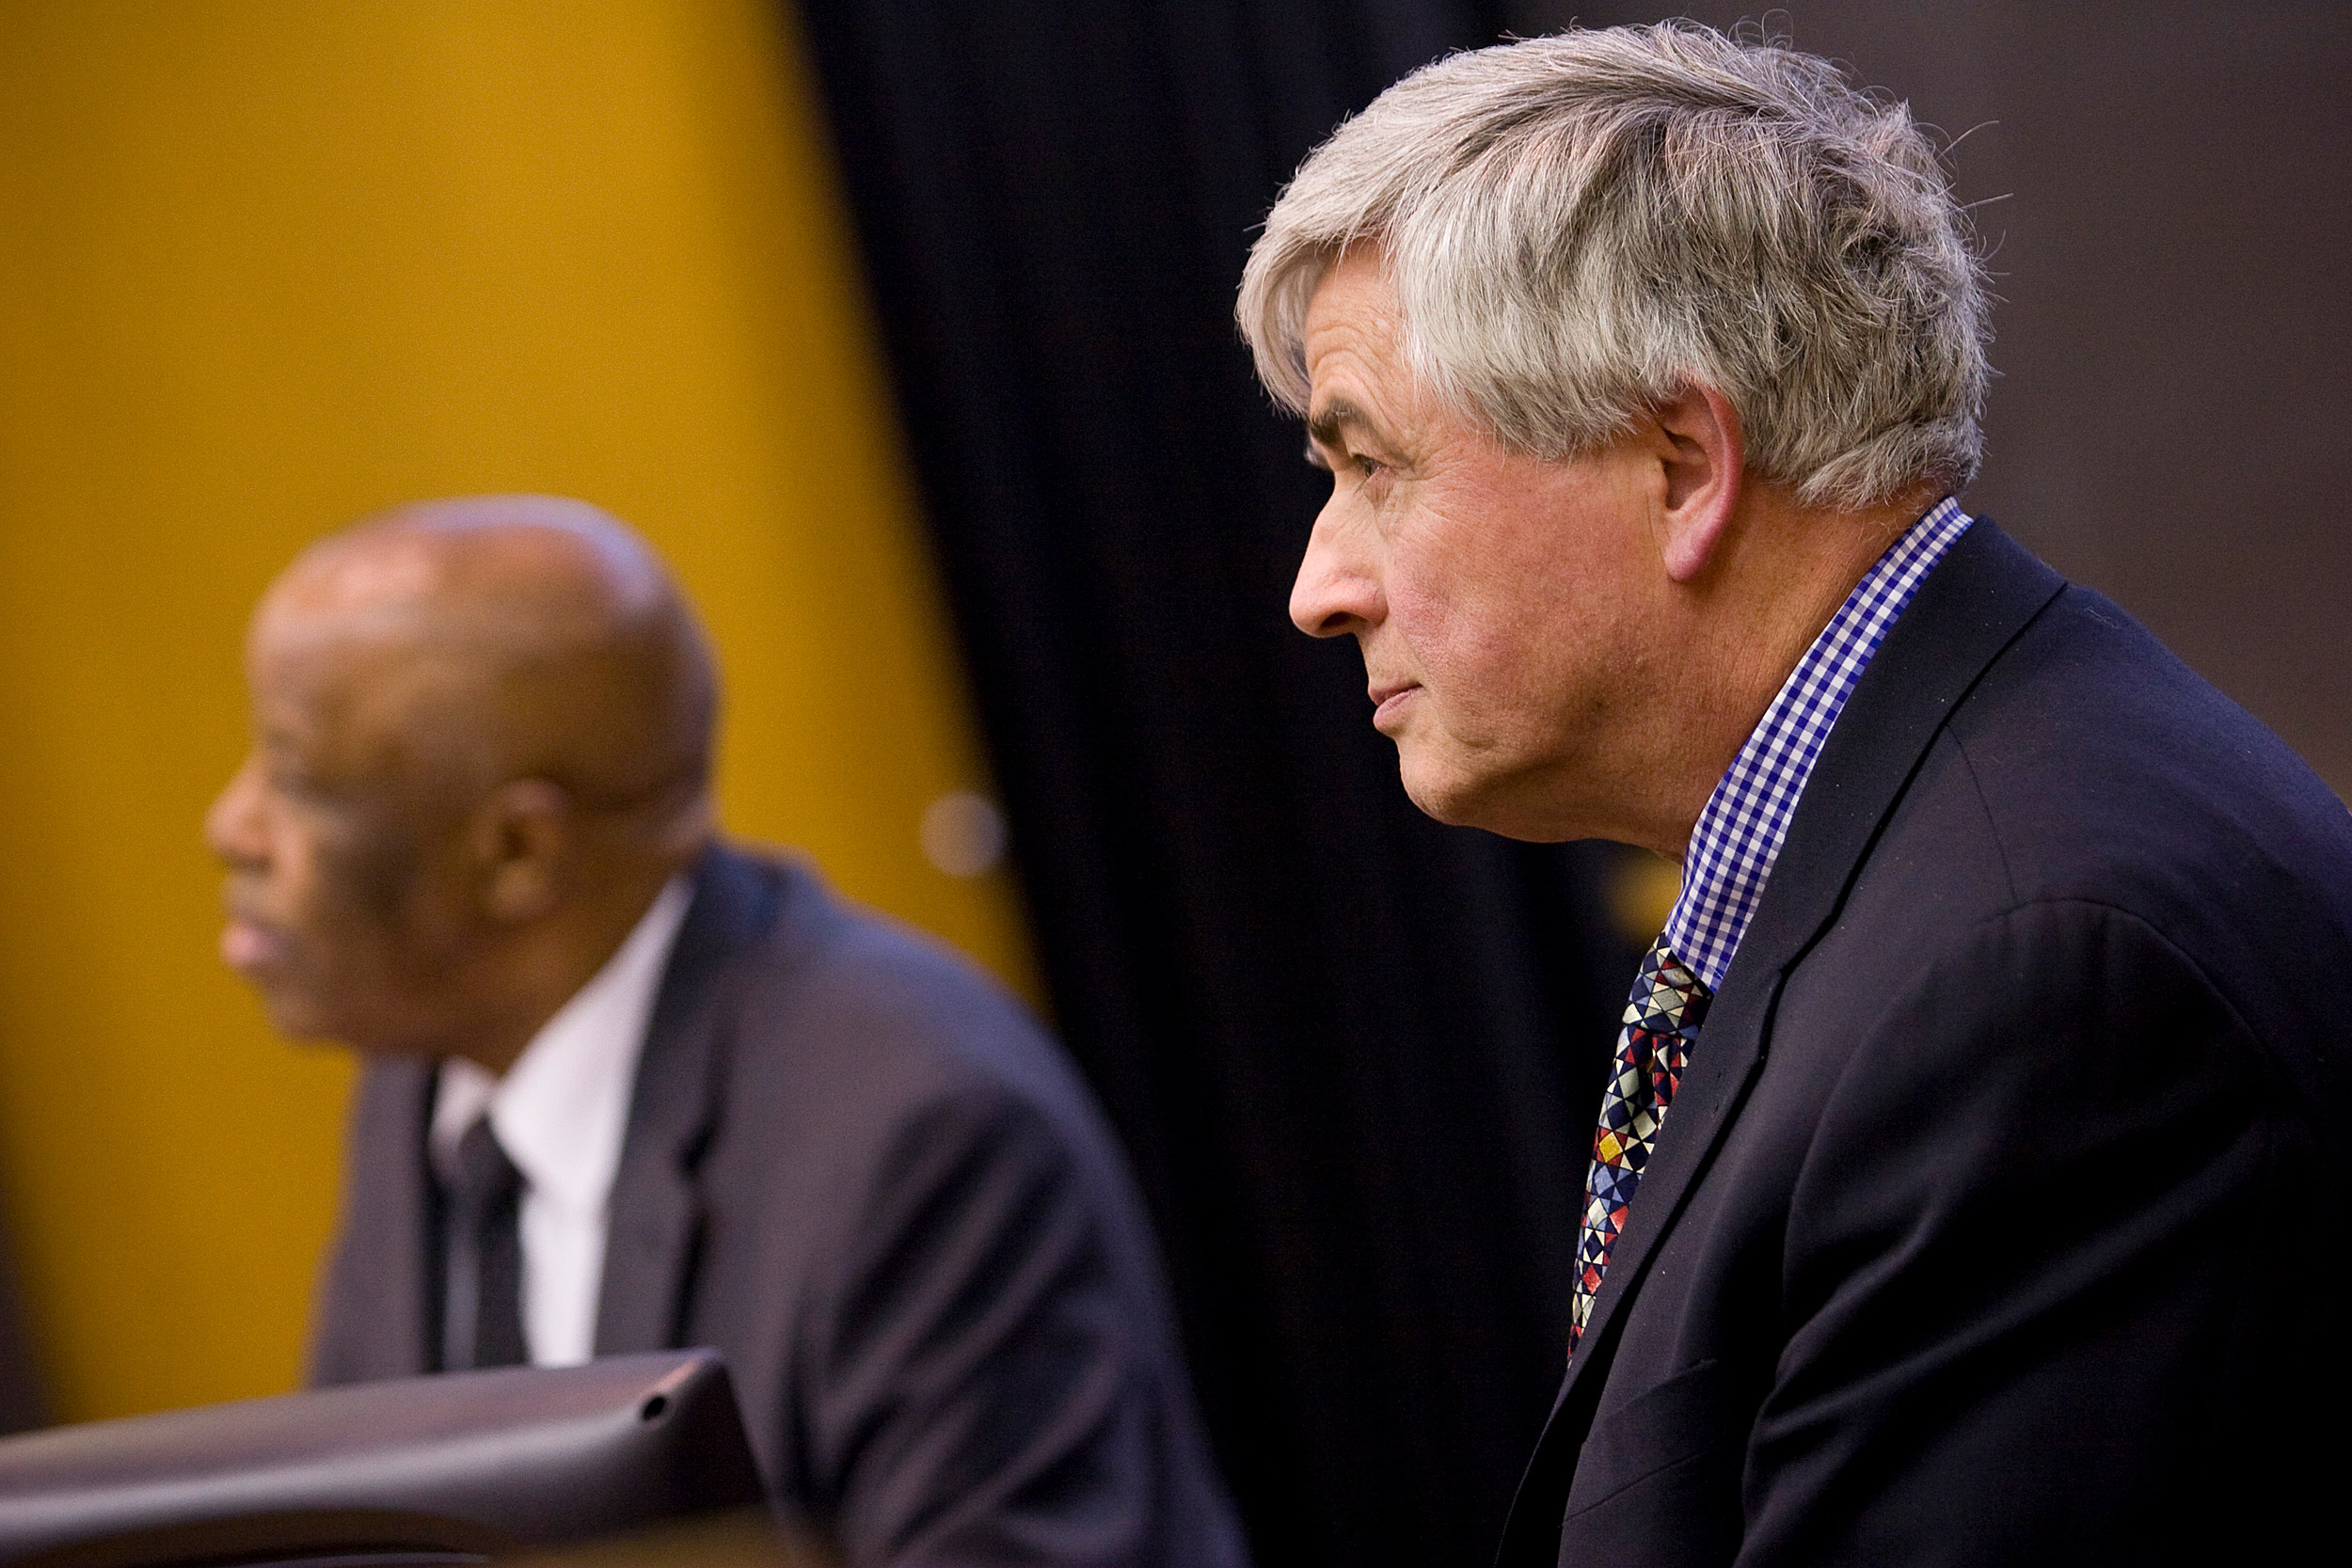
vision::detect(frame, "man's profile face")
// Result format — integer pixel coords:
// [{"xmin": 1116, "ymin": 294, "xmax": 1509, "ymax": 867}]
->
[
  {"xmin": 1289, "ymin": 250, "xmax": 1667, "ymax": 842},
  {"xmin": 204, "ymin": 595, "xmax": 479, "ymax": 1056}
]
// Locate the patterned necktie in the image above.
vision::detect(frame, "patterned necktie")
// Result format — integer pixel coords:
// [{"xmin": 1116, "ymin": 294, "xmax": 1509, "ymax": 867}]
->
[
  {"xmin": 1569, "ymin": 940, "xmax": 1713, "ymax": 1352},
  {"xmin": 439, "ymin": 1115, "xmax": 529, "ymax": 1371}
]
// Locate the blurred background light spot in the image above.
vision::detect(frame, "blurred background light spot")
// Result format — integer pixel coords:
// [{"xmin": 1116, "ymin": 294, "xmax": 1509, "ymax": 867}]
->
[
  {"xmin": 920, "ymin": 791, "xmax": 1008, "ymax": 879},
  {"xmin": 1607, "ymin": 850, "xmax": 1683, "ymax": 950}
]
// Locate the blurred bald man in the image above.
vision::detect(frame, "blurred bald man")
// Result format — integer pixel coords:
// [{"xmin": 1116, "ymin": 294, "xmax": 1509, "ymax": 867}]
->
[{"xmin": 206, "ymin": 497, "xmax": 1248, "ymax": 1568}]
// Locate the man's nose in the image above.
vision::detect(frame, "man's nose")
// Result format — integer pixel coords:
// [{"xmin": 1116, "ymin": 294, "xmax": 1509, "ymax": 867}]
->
[
  {"xmin": 1289, "ymin": 501, "xmax": 1381, "ymax": 640},
  {"xmin": 204, "ymin": 756, "xmax": 268, "ymax": 868}
]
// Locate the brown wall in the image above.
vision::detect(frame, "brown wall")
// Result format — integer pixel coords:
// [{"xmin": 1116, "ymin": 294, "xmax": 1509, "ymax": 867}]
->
[{"xmin": 1511, "ymin": 1, "xmax": 2352, "ymax": 796}]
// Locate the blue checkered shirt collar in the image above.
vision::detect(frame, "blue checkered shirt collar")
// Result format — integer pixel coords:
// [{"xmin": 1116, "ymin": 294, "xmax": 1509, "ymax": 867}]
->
[{"xmin": 1661, "ymin": 497, "xmax": 1975, "ymax": 992}]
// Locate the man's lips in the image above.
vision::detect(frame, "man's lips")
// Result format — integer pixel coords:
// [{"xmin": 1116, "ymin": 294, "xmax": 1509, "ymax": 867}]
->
[
  {"xmin": 220, "ymin": 911, "xmax": 290, "ymax": 973},
  {"xmin": 1368, "ymin": 681, "xmax": 1420, "ymax": 727}
]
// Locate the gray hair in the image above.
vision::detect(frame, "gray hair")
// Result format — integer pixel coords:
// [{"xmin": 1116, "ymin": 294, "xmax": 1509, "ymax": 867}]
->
[{"xmin": 1237, "ymin": 22, "xmax": 1990, "ymax": 509}]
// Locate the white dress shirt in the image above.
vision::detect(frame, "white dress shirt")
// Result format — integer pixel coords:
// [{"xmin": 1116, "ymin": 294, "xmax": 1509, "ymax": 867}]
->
[{"xmin": 428, "ymin": 875, "xmax": 693, "ymax": 1367}]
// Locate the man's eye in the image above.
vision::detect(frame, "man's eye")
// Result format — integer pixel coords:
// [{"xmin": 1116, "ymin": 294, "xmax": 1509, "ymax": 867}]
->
[{"xmin": 1354, "ymin": 453, "xmax": 1385, "ymax": 479}]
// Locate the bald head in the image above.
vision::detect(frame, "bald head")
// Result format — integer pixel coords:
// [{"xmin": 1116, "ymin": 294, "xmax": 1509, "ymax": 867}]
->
[
  {"xmin": 261, "ymin": 495, "xmax": 717, "ymax": 821},
  {"xmin": 209, "ymin": 496, "xmax": 721, "ymax": 1069}
]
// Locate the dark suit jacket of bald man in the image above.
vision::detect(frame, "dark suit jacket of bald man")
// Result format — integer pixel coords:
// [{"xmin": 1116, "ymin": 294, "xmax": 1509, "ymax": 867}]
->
[
  {"xmin": 1496, "ymin": 521, "xmax": 2352, "ymax": 1566},
  {"xmin": 310, "ymin": 845, "xmax": 1249, "ymax": 1568}
]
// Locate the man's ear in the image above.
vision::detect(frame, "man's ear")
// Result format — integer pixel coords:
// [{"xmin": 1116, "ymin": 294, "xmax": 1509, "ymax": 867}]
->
[
  {"xmin": 1654, "ymin": 385, "xmax": 1744, "ymax": 585},
  {"xmin": 471, "ymin": 778, "xmax": 571, "ymax": 923}
]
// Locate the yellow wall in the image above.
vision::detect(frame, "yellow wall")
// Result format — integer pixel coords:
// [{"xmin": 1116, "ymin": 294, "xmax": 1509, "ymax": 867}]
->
[{"xmin": 0, "ymin": 0, "xmax": 1031, "ymax": 1424}]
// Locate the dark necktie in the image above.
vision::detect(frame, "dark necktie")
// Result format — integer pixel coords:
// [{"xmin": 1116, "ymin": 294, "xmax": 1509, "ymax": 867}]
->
[
  {"xmin": 1569, "ymin": 939, "xmax": 1713, "ymax": 1352},
  {"xmin": 440, "ymin": 1115, "xmax": 528, "ymax": 1371}
]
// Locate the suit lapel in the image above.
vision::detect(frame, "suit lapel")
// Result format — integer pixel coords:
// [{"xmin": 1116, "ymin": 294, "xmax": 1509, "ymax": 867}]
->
[
  {"xmin": 593, "ymin": 846, "xmax": 777, "ymax": 1354},
  {"xmin": 321, "ymin": 1056, "xmax": 437, "ymax": 1381},
  {"xmin": 1496, "ymin": 520, "xmax": 2066, "ymax": 1564}
]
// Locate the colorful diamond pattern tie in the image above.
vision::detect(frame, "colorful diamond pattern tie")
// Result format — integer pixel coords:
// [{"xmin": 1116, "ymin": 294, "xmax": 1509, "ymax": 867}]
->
[{"xmin": 1568, "ymin": 940, "xmax": 1713, "ymax": 1352}]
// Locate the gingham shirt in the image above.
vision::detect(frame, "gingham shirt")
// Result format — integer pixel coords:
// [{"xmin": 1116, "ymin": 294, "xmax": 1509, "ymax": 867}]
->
[{"xmin": 1662, "ymin": 497, "xmax": 1975, "ymax": 991}]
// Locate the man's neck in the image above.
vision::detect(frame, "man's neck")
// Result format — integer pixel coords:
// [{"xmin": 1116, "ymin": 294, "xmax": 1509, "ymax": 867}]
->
[
  {"xmin": 449, "ymin": 863, "xmax": 687, "ymax": 1077},
  {"xmin": 1649, "ymin": 487, "xmax": 1943, "ymax": 862}
]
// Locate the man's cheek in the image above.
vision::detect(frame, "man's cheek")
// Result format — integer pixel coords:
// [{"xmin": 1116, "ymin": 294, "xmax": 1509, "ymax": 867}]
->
[{"xmin": 1410, "ymin": 621, "xmax": 1523, "ymax": 744}]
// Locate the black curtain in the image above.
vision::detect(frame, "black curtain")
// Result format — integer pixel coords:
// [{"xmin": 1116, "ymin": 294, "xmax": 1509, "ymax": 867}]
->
[{"xmin": 794, "ymin": 6, "xmax": 1635, "ymax": 1563}]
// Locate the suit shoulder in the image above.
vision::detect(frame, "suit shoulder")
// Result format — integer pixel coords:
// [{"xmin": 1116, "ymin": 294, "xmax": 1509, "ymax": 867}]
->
[
  {"xmin": 706, "ymin": 848, "xmax": 1101, "ymax": 1142},
  {"xmin": 1838, "ymin": 589, "xmax": 2352, "ymax": 1138},
  {"xmin": 684, "ymin": 853, "xmax": 1172, "ymax": 1320},
  {"xmin": 1935, "ymin": 584, "xmax": 2352, "ymax": 919}
]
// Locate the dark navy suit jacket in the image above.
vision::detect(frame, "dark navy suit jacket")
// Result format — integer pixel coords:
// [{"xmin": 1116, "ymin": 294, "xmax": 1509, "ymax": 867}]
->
[
  {"xmin": 1500, "ymin": 521, "xmax": 2352, "ymax": 1565},
  {"xmin": 310, "ymin": 846, "xmax": 1248, "ymax": 1568}
]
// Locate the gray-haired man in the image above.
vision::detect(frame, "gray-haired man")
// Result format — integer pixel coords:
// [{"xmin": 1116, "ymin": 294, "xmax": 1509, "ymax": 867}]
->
[{"xmin": 1243, "ymin": 24, "xmax": 2352, "ymax": 1566}]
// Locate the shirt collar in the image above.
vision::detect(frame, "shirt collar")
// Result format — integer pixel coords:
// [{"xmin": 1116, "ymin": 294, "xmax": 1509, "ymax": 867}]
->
[
  {"xmin": 431, "ymin": 874, "xmax": 695, "ymax": 1216},
  {"xmin": 1661, "ymin": 497, "xmax": 1975, "ymax": 992}
]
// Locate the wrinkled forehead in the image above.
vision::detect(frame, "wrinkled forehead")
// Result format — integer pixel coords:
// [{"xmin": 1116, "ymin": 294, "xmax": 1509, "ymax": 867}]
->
[{"xmin": 1302, "ymin": 251, "xmax": 1444, "ymax": 446}]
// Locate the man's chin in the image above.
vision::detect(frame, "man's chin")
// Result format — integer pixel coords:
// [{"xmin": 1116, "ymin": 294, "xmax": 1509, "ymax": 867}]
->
[
  {"xmin": 1397, "ymin": 752, "xmax": 1502, "ymax": 832},
  {"xmin": 250, "ymin": 991, "xmax": 342, "ymax": 1044},
  {"xmin": 1398, "ymin": 753, "xmax": 1582, "ymax": 843},
  {"xmin": 232, "ymin": 972, "xmax": 353, "ymax": 1046},
  {"xmin": 252, "ymin": 992, "xmax": 451, "ymax": 1060}
]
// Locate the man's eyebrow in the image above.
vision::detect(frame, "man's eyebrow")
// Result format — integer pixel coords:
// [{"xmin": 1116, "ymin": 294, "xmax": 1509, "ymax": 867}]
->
[{"xmin": 1305, "ymin": 398, "xmax": 1374, "ymax": 454}]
